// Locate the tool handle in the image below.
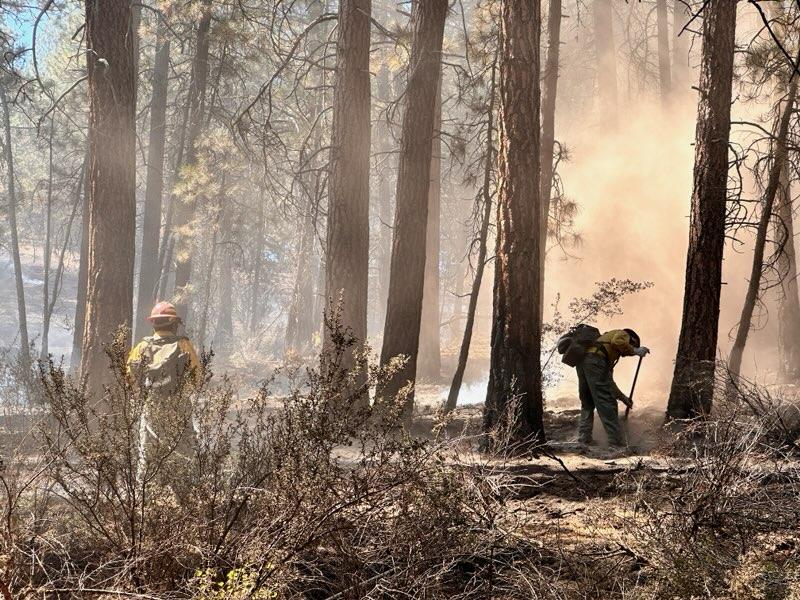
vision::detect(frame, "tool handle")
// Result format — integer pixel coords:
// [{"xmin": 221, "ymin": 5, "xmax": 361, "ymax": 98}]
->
[{"xmin": 624, "ymin": 355, "xmax": 644, "ymax": 420}]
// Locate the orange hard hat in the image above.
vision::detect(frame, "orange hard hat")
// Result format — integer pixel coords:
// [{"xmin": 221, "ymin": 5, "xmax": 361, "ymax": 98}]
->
[{"xmin": 146, "ymin": 301, "xmax": 181, "ymax": 323}]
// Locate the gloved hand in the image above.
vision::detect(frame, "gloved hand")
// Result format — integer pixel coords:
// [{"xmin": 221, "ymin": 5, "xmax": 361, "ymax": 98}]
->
[
  {"xmin": 634, "ymin": 346, "xmax": 650, "ymax": 357},
  {"xmin": 619, "ymin": 395, "xmax": 633, "ymax": 409}
]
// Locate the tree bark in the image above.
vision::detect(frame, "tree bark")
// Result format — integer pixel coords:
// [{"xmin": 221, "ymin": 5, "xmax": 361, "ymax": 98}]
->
[
  {"xmin": 324, "ymin": 0, "xmax": 372, "ymax": 360},
  {"xmin": 728, "ymin": 60, "xmax": 798, "ymax": 379},
  {"xmin": 41, "ymin": 124, "xmax": 54, "ymax": 359},
  {"xmin": 71, "ymin": 159, "xmax": 90, "ymax": 372},
  {"xmin": 79, "ymin": 0, "xmax": 137, "ymax": 390},
  {"xmin": 418, "ymin": 70, "xmax": 443, "ymax": 381},
  {"xmin": 593, "ymin": 0, "xmax": 618, "ymax": 125},
  {"xmin": 449, "ymin": 260, "xmax": 467, "ymax": 342},
  {"xmin": 539, "ymin": 0, "xmax": 562, "ymax": 320},
  {"xmin": 249, "ymin": 189, "xmax": 265, "ymax": 335},
  {"xmin": 44, "ymin": 161, "xmax": 85, "ymax": 363},
  {"xmin": 155, "ymin": 93, "xmax": 192, "ymax": 302},
  {"xmin": 774, "ymin": 167, "xmax": 800, "ymax": 381},
  {"xmin": 172, "ymin": 0, "xmax": 212, "ymax": 319},
  {"xmin": 672, "ymin": 0, "xmax": 692, "ymax": 94},
  {"xmin": 134, "ymin": 19, "xmax": 171, "ymax": 342},
  {"xmin": 375, "ymin": 62, "xmax": 394, "ymax": 334},
  {"xmin": 214, "ymin": 186, "xmax": 233, "ymax": 351},
  {"xmin": 446, "ymin": 55, "xmax": 497, "ymax": 413},
  {"xmin": 482, "ymin": 0, "xmax": 545, "ymax": 448},
  {"xmin": 767, "ymin": 0, "xmax": 800, "ymax": 383},
  {"xmin": 667, "ymin": 0, "xmax": 737, "ymax": 419},
  {"xmin": 0, "ymin": 86, "xmax": 30, "ymax": 366},
  {"xmin": 656, "ymin": 0, "xmax": 672, "ymax": 101},
  {"xmin": 286, "ymin": 207, "xmax": 316, "ymax": 354},
  {"xmin": 379, "ymin": 0, "xmax": 448, "ymax": 415}
]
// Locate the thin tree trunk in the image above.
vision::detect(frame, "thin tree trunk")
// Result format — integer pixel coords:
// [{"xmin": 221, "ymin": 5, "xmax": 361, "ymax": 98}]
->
[
  {"xmin": 593, "ymin": 0, "xmax": 618, "ymax": 126},
  {"xmin": 286, "ymin": 208, "xmax": 316, "ymax": 354},
  {"xmin": 483, "ymin": 0, "xmax": 545, "ymax": 448},
  {"xmin": 656, "ymin": 0, "xmax": 672, "ymax": 101},
  {"xmin": 79, "ymin": 0, "xmax": 137, "ymax": 390},
  {"xmin": 672, "ymin": 0, "xmax": 692, "ymax": 94},
  {"xmin": 667, "ymin": 0, "xmax": 737, "ymax": 419},
  {"xmin": 312, "ymin": 249, "xmax": 325, "ymax": 343},
  {"xmin": 379, "ymin": 0, "xmax": 448, "ymax": 417},
  {"xmin": 196, "ymin": 228, "xmax": 217, "ymax": 348},
  {"xmin": 766, "ymin": 0, "xmax": 800, "ymax": 383},
  {"xmin": 172, "ymin": 0, "xmax": 212, "ymax": 318},
  {"xmin": 41, "ymin": 123, "xmax": 55, "ymax": 359},
  {"xmin": 728, "ymin": 66, "xmax": 798, "ymax": 379},
  {"xmin": 324, "ymin": 0, "xmax": 372, "ymax": 361},
  {"xmin": 449, "ymin": 260, "xmax": 467, "ymax": 342},
  {"xmin": 539, "ymin": 0, "xmax": 562, "ymax": 321},
  {"xmin": 376, "ymin": 62, "xmax": 394, "ymax": 333},
  {"xmin": 446, "ymin": 55, "xmax": 497, "ymax": 413},
  {"xmin": 71, "ymin": 158, "xmax": 90, "ymax": 372},
  {"xmin": 134, "ymin": 19, "xmax": 171, "ymax": 342},
  {"xmin": 0, "ymin": 87, "xmax": 30, "ymax": 366},
  {"xmin": 774, "ymin": 167, "xmax": 800, "ymax": 381},
  {"xmin": 418, "ymin": 70, "xmax": 443, "ymax": 381},
  {"xmin": 214, "ymin": 183, "xmax": 233, "ymax": 351},
  {"xmin": 249, "ymin": 189, "xmax": 265, "ymax": 334},
  {"xmin": 44, "ymin": 161, "xmax": 85, "ymax": 362},
  {"xmin": 155, "ymin": 93, "xmax": 192, "ymax": 301}
]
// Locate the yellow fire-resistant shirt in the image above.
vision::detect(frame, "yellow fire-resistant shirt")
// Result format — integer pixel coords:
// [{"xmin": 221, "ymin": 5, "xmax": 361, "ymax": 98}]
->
[
  {"xmin": 588, "ymin": 329, "xmax": 637, "ymax": 365},
  {"xmin": 127, "ymin": 331, "xmax": 203, "ymax": 387}
]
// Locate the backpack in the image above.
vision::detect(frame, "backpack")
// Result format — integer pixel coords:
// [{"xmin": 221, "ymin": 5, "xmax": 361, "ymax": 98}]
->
[
  {"xmin": 556, "ymin": 324, "xmax": 602, "ymax": 367},
  {"xmin": 139, "ymin": 335, "xmax": 191, "ymax": 392}
]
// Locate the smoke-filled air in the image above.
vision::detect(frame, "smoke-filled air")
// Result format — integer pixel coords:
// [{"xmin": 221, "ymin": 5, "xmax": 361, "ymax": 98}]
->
[{"xmin": 1, "ymin": 0, "xmax": 800, "ymax": 598}]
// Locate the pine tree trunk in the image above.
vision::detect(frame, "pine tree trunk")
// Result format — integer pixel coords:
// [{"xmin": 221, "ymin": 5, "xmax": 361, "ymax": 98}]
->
[
  {"xmin": 774, "ymin": 167, "xmax": 800, "ymax": 381},
  {"xmin": 71, "ymin": 160, "xmax": 90, "ymax": 372},
  {"xmin": 728, "ymin": 64, "xmax": 798, "ymax": 379},
  {"xmin": 41, "ymin": 124, "xmax": 54, "ymax": 359},
  {"xmin": 286, "ymin": 208, "xmax": 316, "ymax": 355},
  {"xmin": 667, "ymin": 0, "xmax": 737, "ymax": 419},
  {"xmin": 172, "ymin": 0, "xmax": 212, "ymax": 318},
  {"xmin": 483, "ymin": 0, "xmax": 545, "ymax": 448},
  {"xmin": 79, "ymin": 0, "xmax": 137, "ymax": 390},
  {"xmin": 45, "ymin": 161, "xmax": 85, "ymax": 363},
  {"xmin": 672, "ymin": 0, "xmax": 692, "ymax": 94},
  {"xmin": 249, "ymin": 190, "xmax": 265, "ymax": 334},
  {"xmin": 196, "ymin": 227, "xmax": 217, "ymax": 348},
  {"xmin": 379, "ymin": 0, "xmax": 448, "ymax": 415},
  {"xmin": 214, "ymin": 187, "xmax": 233, "ymax": 351},
  {"xmin": 155, "ymin": 95, "xmax": 192, "ymax": 301},
  {"xmin": 0, "ymin": 87, "xmax": 29, "ymax": 366},
  {"xmin": 449, "ymin": 261, "xmax": 467, "ymax": 342},
  {"xmin": 324, "ymin": 0, "xmax": 372, "ymax": 359},
  {"xmin": 376, "ymin": 62, "xmax": 394, "ymax": 333},
  {"xmin": 418, "ymin": 71, "xmax": 443, "ymax": 381},
  {"xmin": 767, "ymin": 0, "xmax": 800, "ymax": 383},
  {"xmin": 656, "ymin": 0, "xmax": 672, "ymax": 101},
  {"xmin": 134, "ymin": 20, "xmax": 171, "ymax": 342},
  {"xmin": 446, "ymin": 56, "xmax": 497, "ymax": 413},
  {"xmin": 593, "ymin": 0, "xmax": 618, "ymax": 125},
  {"xmin": 539, "ymin": 0, "xmax": 562, "ymax": 320}
]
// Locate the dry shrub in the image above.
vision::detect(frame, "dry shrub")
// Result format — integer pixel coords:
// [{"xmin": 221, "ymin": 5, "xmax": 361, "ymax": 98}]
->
[
  {"xmin": 0, "ymin": 320, "xmax": 565, "ymax": 599},
  {"xmin": 623, "ymin": 367, "xmax": 800, "ymax": 599}
]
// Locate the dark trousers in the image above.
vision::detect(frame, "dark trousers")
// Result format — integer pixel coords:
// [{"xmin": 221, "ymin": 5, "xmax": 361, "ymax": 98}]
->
[{"xmin": 576, "ymin": 353, "xmax": 625, "ymax": 446}]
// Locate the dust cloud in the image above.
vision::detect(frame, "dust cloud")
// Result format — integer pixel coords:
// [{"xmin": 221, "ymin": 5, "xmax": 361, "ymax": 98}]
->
[{"xmin": 545, "ymin": 95, "xmax": 789, "ymax": 411}]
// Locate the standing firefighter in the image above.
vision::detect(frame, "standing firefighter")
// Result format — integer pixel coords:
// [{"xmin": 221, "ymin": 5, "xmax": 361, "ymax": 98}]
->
[
  {"xmin": 558, "ymin": 326, "xmax": 649, "ymax": 447},
  {"xmin": 127, "ymin": 302, "xmax": 203, "ymax": 473}
]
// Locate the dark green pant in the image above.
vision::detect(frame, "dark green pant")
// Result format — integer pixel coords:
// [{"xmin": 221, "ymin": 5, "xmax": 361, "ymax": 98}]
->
[{"xmin": 576, "ymin": 353, "xmax": 625, "ymax": 446}]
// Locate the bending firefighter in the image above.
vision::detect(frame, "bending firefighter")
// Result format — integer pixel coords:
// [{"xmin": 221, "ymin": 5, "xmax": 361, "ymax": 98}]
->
[
  {"xmin": 127, "ymin": 302, "xmax": 203, "ymax": 473},
  {"xmin": 558, "ymin": 326, "xmax": 649, "ymax": 447}
]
